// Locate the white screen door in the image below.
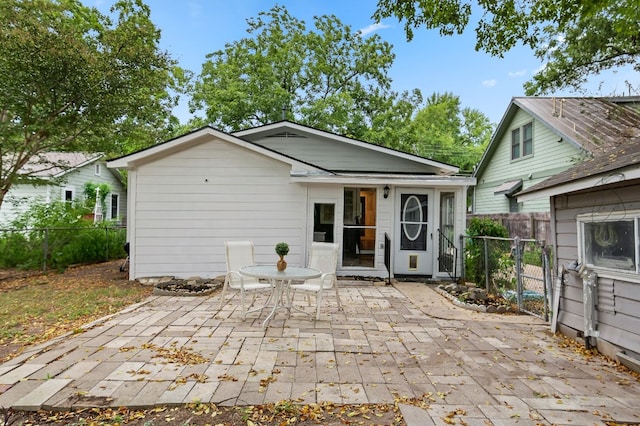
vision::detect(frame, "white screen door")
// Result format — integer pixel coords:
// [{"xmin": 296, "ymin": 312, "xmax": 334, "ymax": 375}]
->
[{"xmin": 394, "ymin": 189, "xmax": 433, "ymax": 275}]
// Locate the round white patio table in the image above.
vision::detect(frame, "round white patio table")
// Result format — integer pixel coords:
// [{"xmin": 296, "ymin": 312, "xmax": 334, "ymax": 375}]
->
[{"xmin": 239, "ymin": 265, "xmax": 321, "ymax": 329}]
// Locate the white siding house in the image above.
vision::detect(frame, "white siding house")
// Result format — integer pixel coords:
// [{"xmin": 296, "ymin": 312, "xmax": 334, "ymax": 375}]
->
[
  {"xmin": 0, "ymin": 152, "xmax": 127, "ymax": 226},
  {"xmin": 108, "ymin": 121, "xmax": 475, "ymax": 281}
]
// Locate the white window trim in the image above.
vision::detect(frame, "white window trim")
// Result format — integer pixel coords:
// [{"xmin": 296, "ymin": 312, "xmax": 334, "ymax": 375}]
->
[
  {"xmin": 510, "ymin": 121, "xmax": 534, "ymax": 161},
  {"xmin": 63, "ymin": 186, "xmax": 75, "ymax": 202},
  {"xmin": 577, "ymin": 210, "xmax": 640, "ymax": 281},
  {"xmin": 94, "ymin": 163, "xmax": 101, "ymax": 176}
]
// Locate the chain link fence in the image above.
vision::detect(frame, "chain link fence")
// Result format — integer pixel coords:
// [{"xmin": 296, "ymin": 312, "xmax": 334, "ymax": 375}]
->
[
  {"xmin": 461, "ymin": 235, "xmax": 552, "ymax": 320},
  {"xmin": 0, "ymin": 225, "xmax": 127, "ymax": 273}
]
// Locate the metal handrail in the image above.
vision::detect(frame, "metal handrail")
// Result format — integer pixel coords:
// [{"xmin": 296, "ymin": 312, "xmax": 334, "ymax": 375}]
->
[{"xmin": 437, "ymin": 229, "xmax": 458, "ymax": 281}]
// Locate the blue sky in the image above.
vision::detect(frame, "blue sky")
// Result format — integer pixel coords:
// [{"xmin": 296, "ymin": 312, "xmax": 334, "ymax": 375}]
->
[{"xmin": 90, "ymin": 0, "xmax": 638, "ymax": 125}]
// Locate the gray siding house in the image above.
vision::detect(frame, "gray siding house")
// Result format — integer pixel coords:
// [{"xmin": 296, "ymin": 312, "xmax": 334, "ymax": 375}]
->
[
  {"xmin": 108, "ymin": 121, "xmax": 475, "ymax": 281},
  {"xmin": 0, "ymin": 152, "xmax": 127, "ymax": 226},
  {"xmin": 518, "ymin": 98, "xmax": 640, "ymax": 366}
]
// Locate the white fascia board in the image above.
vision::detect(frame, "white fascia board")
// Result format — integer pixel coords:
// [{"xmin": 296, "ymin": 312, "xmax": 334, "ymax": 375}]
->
[
  {"xmin": 107, "ymin": 127, "xmax": 217, "ymax": 169},
  {"xmin": 52, "ymin": 153, "xmax": 104, "ymax": 178},
  {"xmin": 291, "ymin": 174, "xmax": 476, "ymax": 187},
  {"xmin": 107, "ymin": 127, "xmax": 322, "ymax": 172},
  {"xmin": 517, "ymin": 167, "xmax": 640, "ymax": 202}
]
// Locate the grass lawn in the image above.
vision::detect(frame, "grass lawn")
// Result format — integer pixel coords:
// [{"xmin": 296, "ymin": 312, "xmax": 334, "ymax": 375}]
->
[{"xmin": 0, "ymin": 260, "xmax": 152, "ymax": 361}]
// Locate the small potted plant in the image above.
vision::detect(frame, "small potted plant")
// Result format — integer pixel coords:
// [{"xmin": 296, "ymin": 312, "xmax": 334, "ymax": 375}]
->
[{"xmin": 275, "ymin": 242, "xmax": 289, "ymax": 271}]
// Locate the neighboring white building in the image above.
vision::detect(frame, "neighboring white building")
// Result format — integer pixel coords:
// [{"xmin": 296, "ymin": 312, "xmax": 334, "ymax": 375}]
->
[
  {"xmin": 0, "ymin": 152, "xmax": 127, "ymax": 226},
  {"xmin": 108, "ymin": 121, "xmax": 475, "ymax": 281}
]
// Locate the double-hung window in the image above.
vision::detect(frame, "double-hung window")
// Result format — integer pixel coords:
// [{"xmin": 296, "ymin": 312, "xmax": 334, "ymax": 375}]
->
[
  {"xmin": 511, "ymin": 122, "xmax": 533, "ymax": 160},
  {"xmin": 577, "ymin": 211, "xmax": 639, "ymax": 275}
]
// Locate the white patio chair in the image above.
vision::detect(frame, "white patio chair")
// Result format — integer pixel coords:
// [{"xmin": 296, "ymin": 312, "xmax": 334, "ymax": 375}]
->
[
  {"xmin": 219, "ymin": 241, "xmax": 272, "ymax": 318},
  {"xmin": 290, "ymin": 242, "xmax": 342, "ymax": 320}
]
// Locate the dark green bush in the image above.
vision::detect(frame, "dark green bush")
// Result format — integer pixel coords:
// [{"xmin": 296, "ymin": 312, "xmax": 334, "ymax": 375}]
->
[
  {"xmin": 0, "ymin": 200, "xmax": 126, "ymax": 270},
  {"xmin": 464, "ymin": 217, "xmax": 510, "ymax": 287}
]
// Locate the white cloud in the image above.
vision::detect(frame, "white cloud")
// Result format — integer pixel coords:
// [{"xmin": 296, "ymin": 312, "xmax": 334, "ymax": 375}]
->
[
  {"xmin": 358, "ymin": 22, "xmax": 390, "ymax": 36},
  {"xmin": 508, "ymin": 69, "xmax": 527, "ymax": 77},
  {"xmin": 482, "ymin": 79, "xmax": 497, "ymax": 87}
]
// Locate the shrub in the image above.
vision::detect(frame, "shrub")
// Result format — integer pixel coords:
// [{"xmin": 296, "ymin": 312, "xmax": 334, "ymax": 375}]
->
[
  {"xmin": 464, "ymin": 217, "xmax": 510, "ymax": 287},
  {"xmin": 0, "ymin": 200, "xmax": 126, "ymax": 270},
  {"xmin": 493, "ymin": 252, "xmax": 517, "ymax": 292}
]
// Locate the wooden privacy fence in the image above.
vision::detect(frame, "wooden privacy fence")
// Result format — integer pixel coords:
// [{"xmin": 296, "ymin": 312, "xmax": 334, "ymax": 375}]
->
[{"xmin": 467, "ymin": 212, "xmax": 551, "ymax": 243}]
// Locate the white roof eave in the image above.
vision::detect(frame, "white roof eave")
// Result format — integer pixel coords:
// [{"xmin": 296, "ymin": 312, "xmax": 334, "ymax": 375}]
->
[
  {"xmin": 517, "ymin": 166, "xmax": 640, "ymax": 202},
  {"xmin": 107, "ymin": 127, "xmax": 324, "ymax": 172},
  {"xmin": 290, "ymin": 173, "xmax": 476, "ymax": 187}
]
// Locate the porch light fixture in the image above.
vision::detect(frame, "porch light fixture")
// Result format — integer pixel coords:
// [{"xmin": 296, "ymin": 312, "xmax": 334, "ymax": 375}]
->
[{"xmin": 383, "ymin": 185, "xmax": 390, "ymax": 199}]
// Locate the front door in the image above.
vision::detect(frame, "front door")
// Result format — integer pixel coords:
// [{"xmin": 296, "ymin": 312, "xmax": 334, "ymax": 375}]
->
[{"xmin": 393, "ymin": 189, "xmax": 434, "ymax": 275}]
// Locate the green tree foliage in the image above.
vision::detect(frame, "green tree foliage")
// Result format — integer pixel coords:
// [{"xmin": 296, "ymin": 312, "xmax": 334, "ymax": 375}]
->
[
  {"xmin": 372, "ymin": 0, "xmax": 640, "ymax": 95},
  {"xmin": 0, "ymin": 0, "xmax": 184, "ymax": 211},
  {"xmin": 83, "ymin": 182, "xmax": 112, "ymax": 213},
  {"xmin": 408, "ymin": 93, "xmax": 492, "ymax": 171},
  {"xmin": 464, "ymin": 217, "xmax": 510, "ymax": 287},
  {"xmin": 191, "ymin": 4, "xmax": 414, "ymax": 137}
]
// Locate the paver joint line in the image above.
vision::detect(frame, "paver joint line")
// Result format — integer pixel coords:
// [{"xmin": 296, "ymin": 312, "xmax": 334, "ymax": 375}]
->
[{"xmin": 0, "ymin": 283, "xmax": 638, "ymax": 425}]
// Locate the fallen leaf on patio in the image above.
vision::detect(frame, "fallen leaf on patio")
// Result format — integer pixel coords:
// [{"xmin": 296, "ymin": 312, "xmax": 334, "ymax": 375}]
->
[
  {"xmin": 259, "ymin": 375, "xmax": 277, "ymax": 387},
  {"xmin": 218, "ymin": 374, "xmax": 238, "ymax": 382}
]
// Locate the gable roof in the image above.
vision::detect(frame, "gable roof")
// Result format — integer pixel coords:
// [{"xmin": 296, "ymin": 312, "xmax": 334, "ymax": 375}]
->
[
  {"xmin": 473, "ymin": 96, "xmax": 640, "ymax": 178},
  {"xmin": 108, "ymin": 121, "xmax": 464, "ymax": 180},
  {"xmin": 233, "ymin": 121, "xmax": 459, "ymax": 175},
  {"xmin": 20, "ymin": 152, "xmax": 104, "ymax": 178},
  {"xmin": 106, "ymin": 125, "xmax": 327, "ymax": 172}
]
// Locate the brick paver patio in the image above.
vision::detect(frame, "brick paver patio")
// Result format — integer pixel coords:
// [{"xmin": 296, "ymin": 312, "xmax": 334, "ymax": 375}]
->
[{"xmin": 0, "ymin": 281, "xmax": 638, "ymax": 425}]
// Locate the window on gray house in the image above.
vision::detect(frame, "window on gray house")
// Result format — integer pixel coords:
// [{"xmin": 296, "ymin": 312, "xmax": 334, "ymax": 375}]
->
[{"xmin": 578, "ymin": 213, "xmax": 638, "ymax": 274}]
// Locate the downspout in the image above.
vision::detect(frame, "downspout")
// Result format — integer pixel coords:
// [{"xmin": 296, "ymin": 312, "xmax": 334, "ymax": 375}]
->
[{"xmin": 580, "ymin": 268, "xmax": 599, "ymax": 349}]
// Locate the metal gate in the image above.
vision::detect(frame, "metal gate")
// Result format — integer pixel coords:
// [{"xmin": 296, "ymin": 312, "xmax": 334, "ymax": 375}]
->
[
  {"xmin": 462, "ymin": 236, "xmax": 551, "ymax": 321},
  {"xmin": 513, "ymin": 237, "xmax": 551, "ymax": 320}
]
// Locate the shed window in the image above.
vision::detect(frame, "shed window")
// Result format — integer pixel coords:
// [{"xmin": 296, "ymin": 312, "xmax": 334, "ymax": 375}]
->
[
  {"xmin": 578, "ymin": 212, "xmax": 639, "ymax": 274},
  {"xmin": 511, "ymin": 122, "xmax": 533, "ymax": 160}
]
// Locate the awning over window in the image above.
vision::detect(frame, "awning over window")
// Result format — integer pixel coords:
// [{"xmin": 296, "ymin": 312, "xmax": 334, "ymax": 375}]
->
[{"xmin": 494, "ymin": 179, "xmax": 523, "ymax": 196}]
